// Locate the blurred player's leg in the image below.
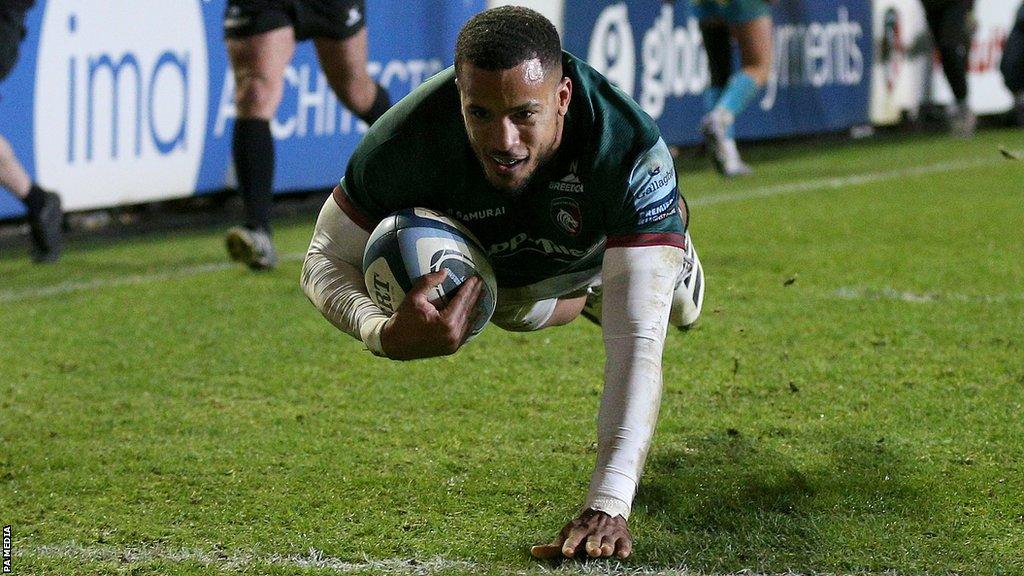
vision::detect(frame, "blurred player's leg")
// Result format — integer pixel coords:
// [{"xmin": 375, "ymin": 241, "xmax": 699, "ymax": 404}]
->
[
  {"xmin": 700, "ymin": 20, "xmax": 732, "ymax": 123},
  {"xmin": 225, "ymin": 26, "xmax": 295, "ymax": 269},
  {"xmin": 702, "ymin": 14, "xmax": 771, "ymax": 177},
  {"xmin": 924, "ymin": 1, "xmax": 974, "ymax": 137},
  {"xmin": 314, "ymin": 28, "xmax": 391, "ymax": 125},
  {"xmin": 0, "ymin": 135, "xmax": 63, "ymax": 263},
  {"xmin": 1005, "ymin": 6, "xmax": 1024, "ymax": 126},
  {"xmin": 2, "ymin": 7, "xmax": 63, "ymax": 263}
]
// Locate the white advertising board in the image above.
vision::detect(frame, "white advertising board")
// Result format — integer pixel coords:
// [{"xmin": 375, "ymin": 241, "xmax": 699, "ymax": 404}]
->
[{"xmin": 872, "ymin": 0, "xmax": 1021, "ymax": 124}]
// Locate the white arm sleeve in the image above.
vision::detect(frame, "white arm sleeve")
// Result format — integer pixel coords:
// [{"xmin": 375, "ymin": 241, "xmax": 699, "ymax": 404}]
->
[
  {"xmin": 585, "ymin": 244, "xmax": 685, "ymax": 519},
  {"xmin": 300, "ymin": 197, "xmax": 390, "ymax": 356}
]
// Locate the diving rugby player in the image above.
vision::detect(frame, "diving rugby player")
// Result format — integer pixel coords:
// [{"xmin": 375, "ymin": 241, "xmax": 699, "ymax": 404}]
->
[{"xmin": 302, "ymin": 6, "xmax": 705, "ymax": 559}]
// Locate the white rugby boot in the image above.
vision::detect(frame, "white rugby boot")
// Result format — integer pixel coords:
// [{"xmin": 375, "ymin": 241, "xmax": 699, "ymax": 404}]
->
[
  {"xmin": 581, "ymin": 282, "xmax": 603, "ymax": 326},
  {"xmin": 226, "ymin": 226, "xmax": 278, "ymax": 271},
  {"xmin": 949, "ymin": 103, "xmax": 977, "ymax": 139},
  {"xmin": 580, "ymin": 232, "xmax": 704, "ymax": 330},
  {"xmin": 702, "ymin": 108, "xmax": 752, "ymax": 178},
  {"xmin": 669, "ymin": 232, "xmax": 705, "ymax": 330}
]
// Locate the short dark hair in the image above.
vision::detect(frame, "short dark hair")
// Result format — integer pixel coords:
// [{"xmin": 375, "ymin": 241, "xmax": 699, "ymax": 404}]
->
[{"xmin": 454, "ymin": 6, "xmax": 562, "ymax": 76}]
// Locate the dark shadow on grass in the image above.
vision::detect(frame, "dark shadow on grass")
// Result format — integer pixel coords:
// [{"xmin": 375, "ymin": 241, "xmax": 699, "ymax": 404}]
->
[{"xmin": 633, "ymin": 430, "xmax": 934, "ymax": 572}]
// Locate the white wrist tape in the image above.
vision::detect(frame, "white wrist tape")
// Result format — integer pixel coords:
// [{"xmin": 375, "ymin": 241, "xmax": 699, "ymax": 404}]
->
[
  {"xmin": 359, "ymin": 315, "xmax": 389, "ymax": 357},
  {"xmin": 301, "ymin": 197, "xmax": 392, "ymax": 356}
]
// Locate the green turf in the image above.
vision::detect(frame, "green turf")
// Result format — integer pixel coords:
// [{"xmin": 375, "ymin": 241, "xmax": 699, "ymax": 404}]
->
[{"xmin": 1, "ymin": 128, "xmax": 1022, "ymax": 575}]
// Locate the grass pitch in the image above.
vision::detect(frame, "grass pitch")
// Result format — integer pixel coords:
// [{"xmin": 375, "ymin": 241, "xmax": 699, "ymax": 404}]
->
[{"xmin": 1, "ymin": 128, "xmax": 1022, "ymax": 575}]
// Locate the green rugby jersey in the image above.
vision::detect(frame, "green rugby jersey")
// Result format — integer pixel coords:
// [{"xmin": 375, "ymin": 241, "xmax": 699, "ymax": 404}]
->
[{"xmin": 334, "ymin": 52, "xmax": 686, "ymax": 292}]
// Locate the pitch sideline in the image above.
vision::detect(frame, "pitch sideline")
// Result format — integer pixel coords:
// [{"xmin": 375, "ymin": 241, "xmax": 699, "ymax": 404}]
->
[
  {"xmin": 0, "ymin": 253, "xmax": 306, "ymax": 303},
  {"xmin": 26, "ymin": 543, "xmax": 481, "ymax": 574},
  {"xmin": 0, "ymin": 155, "xmax": 1009, "ymax": 305},
  {"xmin": 688, "ymin": 157, "xmax": 999, "ymax": 207},
  {"xmin": 25, "ymin": 542, "xmax": 830, "ymax": 576},
  {"xmin": 833, "ymin": 286, "xmax": 1024, "ymax": 303}
]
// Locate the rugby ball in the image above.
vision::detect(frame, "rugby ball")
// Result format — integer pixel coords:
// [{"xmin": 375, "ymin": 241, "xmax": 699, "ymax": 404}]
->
[{"xmin": 363, "ymin": 208, "xmax": 497, "ymax": 341}]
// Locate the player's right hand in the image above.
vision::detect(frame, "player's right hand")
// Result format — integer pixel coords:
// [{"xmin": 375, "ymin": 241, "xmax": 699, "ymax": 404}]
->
[
  {"xmin": 379, "ymin": 269, "xmax": 482, "ymax": 360},
  {"xmin": 530, "ymin": 509, "xmax": 633, "ymax": 560}
]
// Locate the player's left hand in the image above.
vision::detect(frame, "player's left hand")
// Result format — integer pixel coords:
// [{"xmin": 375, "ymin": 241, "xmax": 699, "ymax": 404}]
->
[{"xmin": 529, "ymin": 509, "xmax": 632, "ymax": 560}]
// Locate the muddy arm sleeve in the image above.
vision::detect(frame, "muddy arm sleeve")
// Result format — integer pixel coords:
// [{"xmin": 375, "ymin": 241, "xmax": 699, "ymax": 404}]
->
[
  {"xmin": 584, "ymin": 244, "xmax": 685, "ymax": 519},
  {"xmin": 301, "ymin": 197, "xmax": 389, "ymax": 356}
]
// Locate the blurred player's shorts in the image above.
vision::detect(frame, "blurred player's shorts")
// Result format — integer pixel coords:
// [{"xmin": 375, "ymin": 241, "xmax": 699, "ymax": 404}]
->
[
  {"xmin": 0, "ymin": 8, "xmax": 29, "ymax": 83},
  {"xmin": 691, "ymin": 0, "xmax": 771, "ymax": 24},
  {"xmin": 223, "ymin": 0, "xmax": 367, "ymax": 41}
]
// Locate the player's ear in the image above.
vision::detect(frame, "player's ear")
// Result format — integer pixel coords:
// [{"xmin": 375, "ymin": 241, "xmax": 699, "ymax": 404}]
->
[{"xmin": 556, "ymin": 76, "xmax": 572, "ymax": 116}]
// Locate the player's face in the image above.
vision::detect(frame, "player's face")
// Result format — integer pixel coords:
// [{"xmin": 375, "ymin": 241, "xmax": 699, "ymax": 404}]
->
[{"xmin": 457, "ymin": 59, "xmax": 572, "ymax": 194}]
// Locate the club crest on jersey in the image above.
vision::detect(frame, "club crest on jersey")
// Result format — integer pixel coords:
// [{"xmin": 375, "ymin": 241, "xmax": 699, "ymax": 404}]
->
[
  {"xmin": 551, "ymin": 197, "xmax": 582, "ymax": 236},
  {"xmin": 548, "ymin": 160, "xmax": 583, "ymax": 193}
]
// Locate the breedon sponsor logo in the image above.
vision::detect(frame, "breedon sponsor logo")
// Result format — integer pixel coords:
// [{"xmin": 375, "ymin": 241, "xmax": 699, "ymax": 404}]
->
[{"xmin": 35, "ymin": 1, "xmax": 208, "ymax": 210}]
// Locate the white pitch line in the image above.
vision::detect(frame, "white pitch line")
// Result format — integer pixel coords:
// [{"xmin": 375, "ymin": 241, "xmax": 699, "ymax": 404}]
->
[
  {"xmin": 26, "ymin": 544, "xmax": 482, "ymax": 574},
  {"xmin": 0, "ymin": 156, "xmax": 1010, "ymax": 305},
  {"xmin": 833, "ymin": 286, "xmax": 1024, "ymax": 304},
  {"xmin": 689, "ymin": 157, "xmax": 1000, "ymax": 207},
  {"xmin": 0, "ymin": 252, "xmax": 305, "ymax": 304},
  {"xmin": 21, "ymin": 542, "xmax": 855, "ymax": 576}
]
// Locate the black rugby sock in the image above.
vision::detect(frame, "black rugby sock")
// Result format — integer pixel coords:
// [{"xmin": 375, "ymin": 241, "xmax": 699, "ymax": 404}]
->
[
  {"xmin": 358, "ymin": 83, "xmax": 391, "ymax": 126},
  {"xmin": 22, "ymin": 184, "xmax": 47, "ymax": 216},
  {"xmin": 232, "ymin": 118, "xmax": 275, "ymax": 232}
]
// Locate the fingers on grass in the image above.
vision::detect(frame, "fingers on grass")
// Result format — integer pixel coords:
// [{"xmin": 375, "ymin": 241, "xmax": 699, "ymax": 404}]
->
[
  {"xmin": 615, "ymin": 537, "xmax": 633, "ymax": 559},
  {"xmin": 589, "ymin": 536, "xmax": 617, "ymax": 558},
  {"xmin": 529, "ymin": 544, "xmax": 563, "ymax": 559},
  {"xmin": 585, "ymin": 535, "xmax": 602, "ymax": 557},
  {"xmin": 562, "ymin": 525, "xmax": 589, "ymax": 557}
]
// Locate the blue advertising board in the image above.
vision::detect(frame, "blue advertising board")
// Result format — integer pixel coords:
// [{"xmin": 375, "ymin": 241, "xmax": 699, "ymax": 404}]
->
[
  {"xmin": 0, "ymin": 0, "xmax": 483, "ymax": 219},
  {"xmin": 562, "ymin": 1, "xmax": 873, "ymax": 145}
]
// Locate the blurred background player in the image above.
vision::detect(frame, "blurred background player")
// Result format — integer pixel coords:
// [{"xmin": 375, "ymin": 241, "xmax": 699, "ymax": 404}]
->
[
  {"xmin": 1001, "ymin": 2, "xmax": 1024, "ymax": 126},
  {"xmin": 223, "ymin": 0, "xmax": 391, "ymax": 270},
  {"xmin": 921, "ymin": 0, "xmax": 976, "ymax": 137},
  {"xmin": 687, "ymin": 0, "xmax": 775, "ymax": 177},
  {"xmin": 0, "ymin": 0, "xmax": 62, "ymax": 263}
]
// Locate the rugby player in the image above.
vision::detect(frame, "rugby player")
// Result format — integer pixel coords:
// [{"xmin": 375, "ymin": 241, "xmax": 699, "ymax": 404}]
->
[
  {"xmin": 920, "ymin": 0, "xmax": 976, "ymax": 137},
  {"xmin": 0, "ymin": 0, "xmax": 62, "ymax": 263},
  {"xmin": 301, "ymin": 6, "xmax": 705, "ymax": 559},
  {"xmin": 223, "ymin": 0, "xmax": 391, "ymax": 270},
  {"xmin": 687, "ymin": 0, "xmax": 775, "ymax": 176},
  {"xmin": 1004, "ymin": 2, "xmax": 1024, "ymax": 126}
]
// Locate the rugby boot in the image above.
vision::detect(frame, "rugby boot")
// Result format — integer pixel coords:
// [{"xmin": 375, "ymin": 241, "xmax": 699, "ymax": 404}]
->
[
  {"xmin": 669, "ymin": 232, "xmax": 705, "ymax": 330},
  {"xmin": 950, "ymin": 104, "xmax": 976, "ymax": 138},
  {"xmin": 581, "ymin": 283, "xmax": 603, "ymax": 326},
  {"xmin": 702, "ymin": 109, "xmax": 752, "ymax": 178},
  {"xmin": 27, "ymin": 189, "xmax": 63, "ymax": 263},
  {"xmin": 226, "ymin": 226, "xmax": 278, "ymax": 271},
  {"xmin": 580, "ymin": 232, "xmax": 705, "ymax": 330}
]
